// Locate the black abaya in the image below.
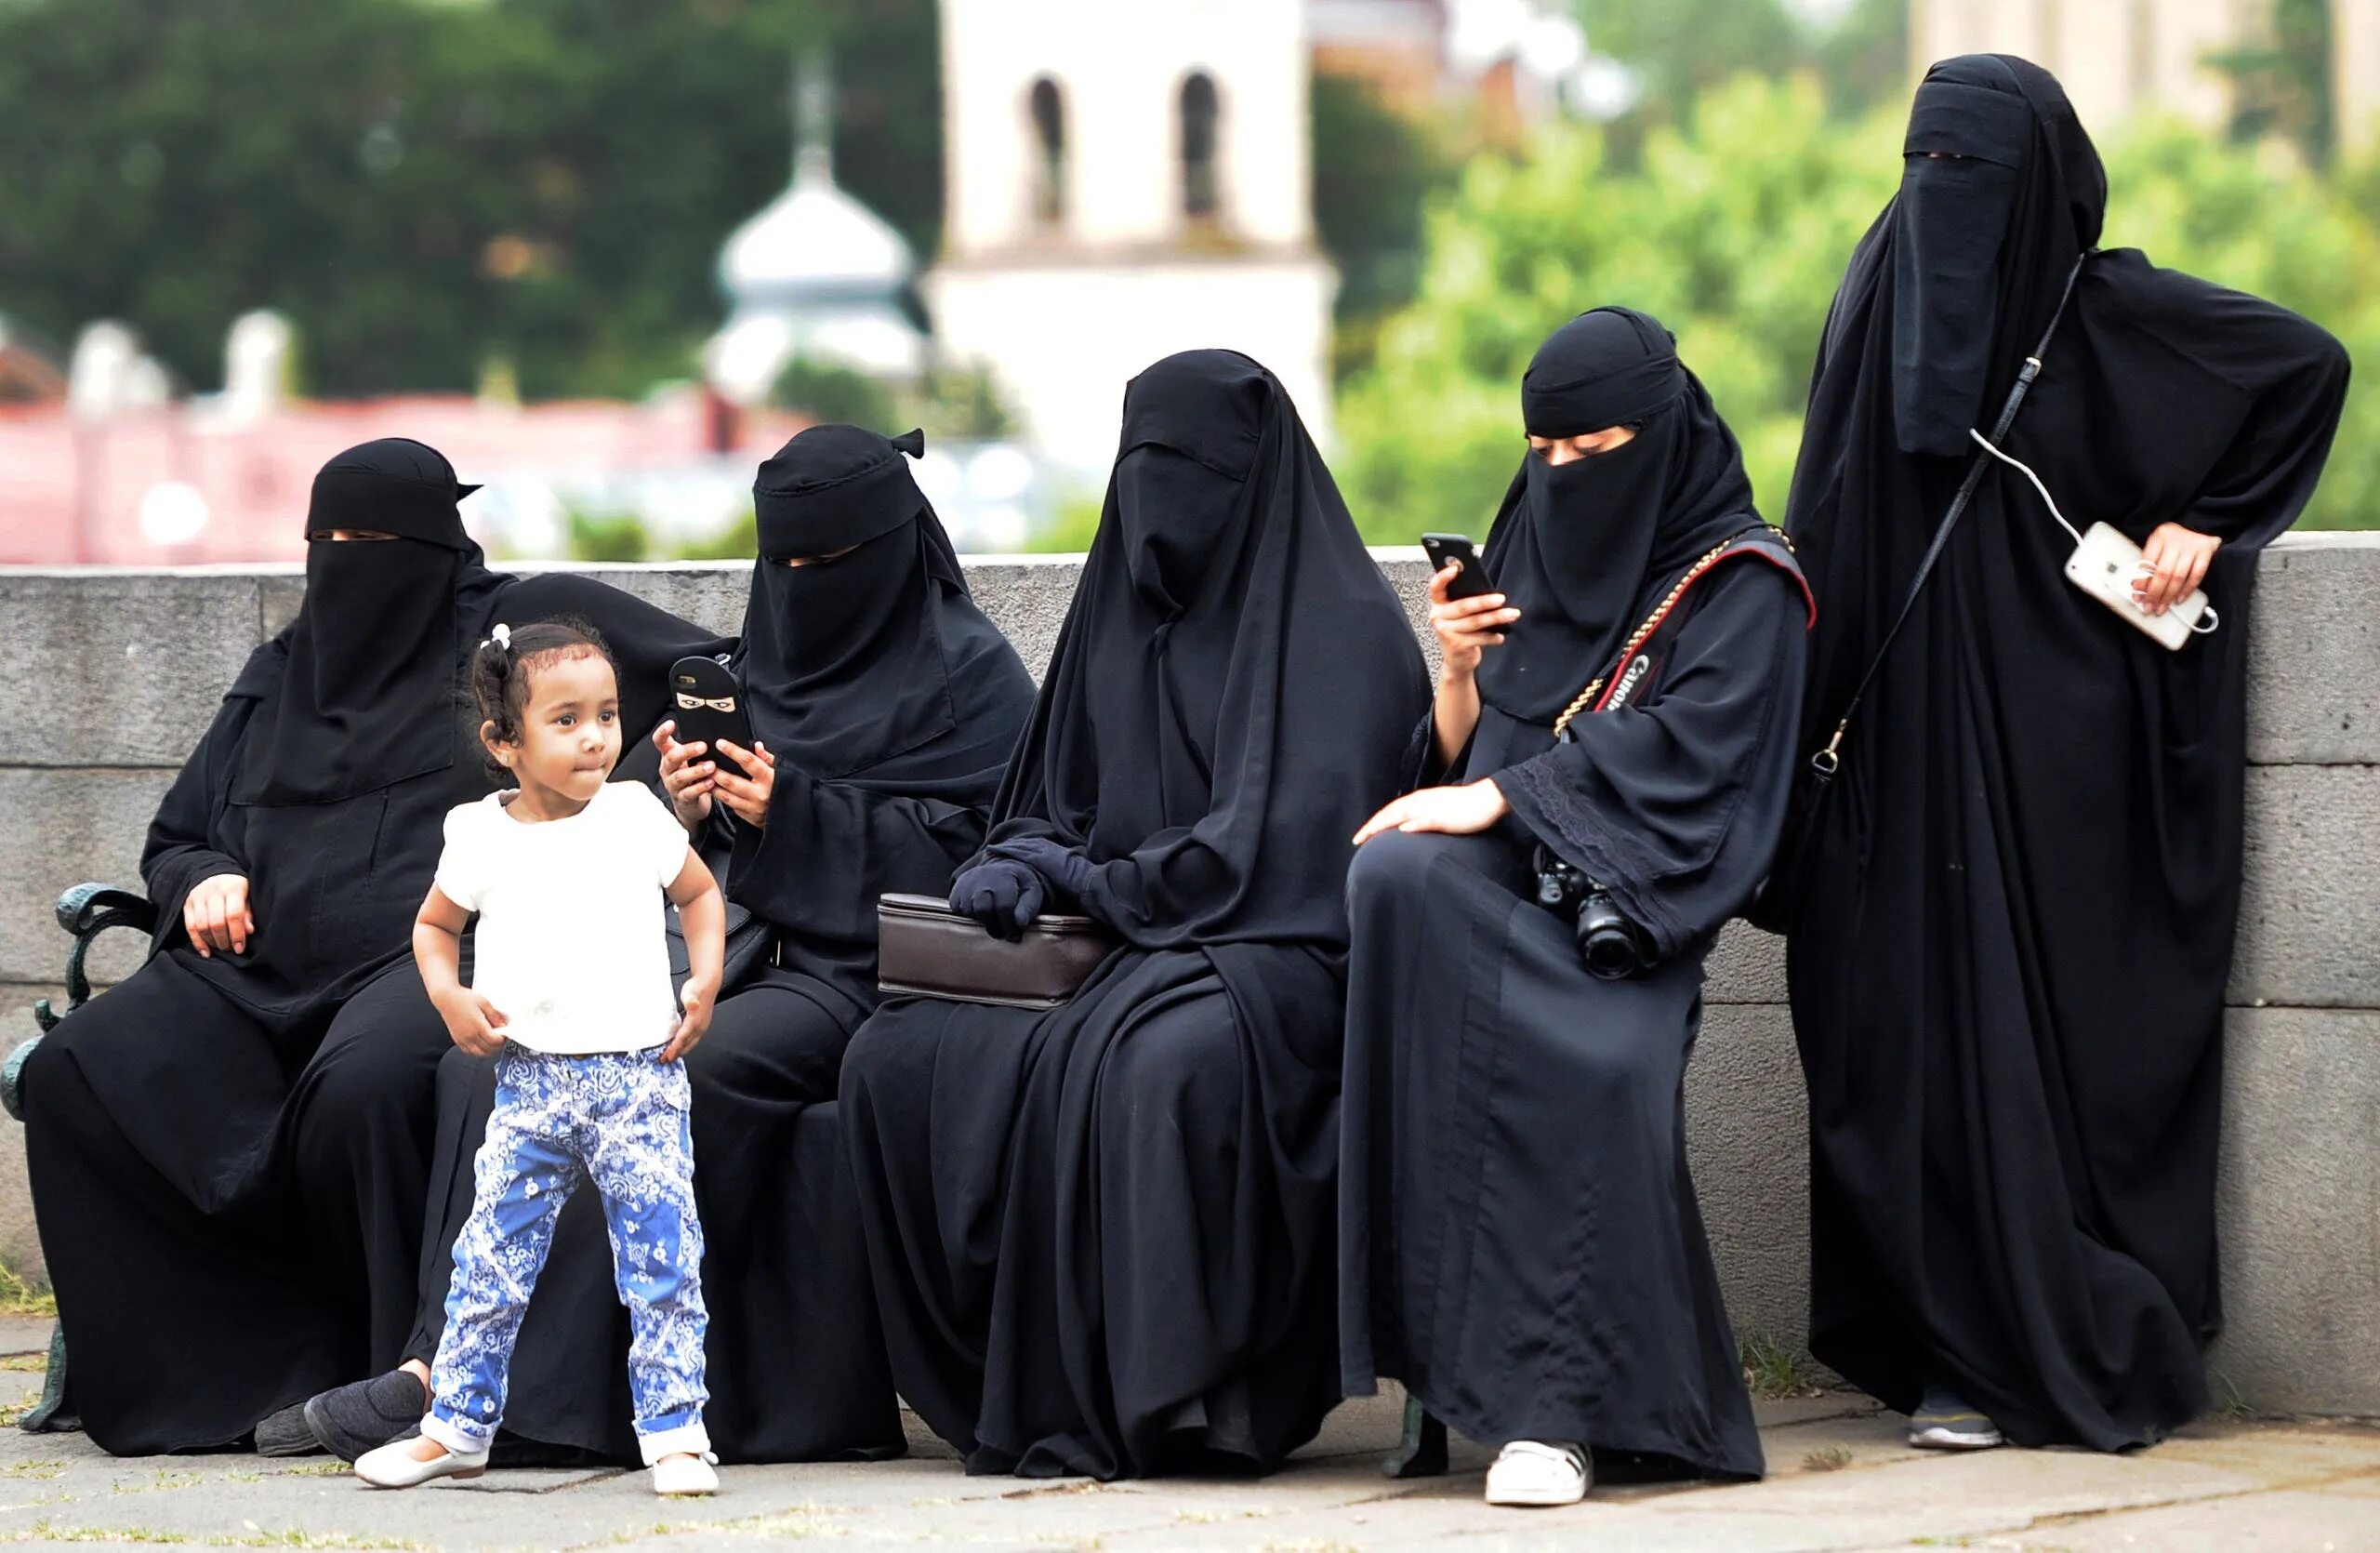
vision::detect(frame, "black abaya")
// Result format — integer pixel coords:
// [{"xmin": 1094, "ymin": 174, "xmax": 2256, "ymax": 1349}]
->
[
  {"xmin": 1780, "ymin": 56, "xmax": 2350, "ymax": 1449},
  {"xmin": 840, "ymin": 351, "xmax": 1429, "ymax": 1480},
  {"xmin": 397, "ymin": 426, "xmax": 1035, "ymax": 1461},
  {"xmin": 1339, "ymin": 314, "xmax": 1810, "ymax": 1479},
  {"xmin": 20, "ymin": 441, "xmax": 728, "ymax": 1454}
]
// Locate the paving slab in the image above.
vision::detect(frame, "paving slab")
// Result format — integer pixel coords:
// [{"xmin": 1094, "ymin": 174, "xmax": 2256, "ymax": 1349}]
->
[{"xmin": 0, "ymin": 1376, "xmax": 2368, "ymax": 1551}]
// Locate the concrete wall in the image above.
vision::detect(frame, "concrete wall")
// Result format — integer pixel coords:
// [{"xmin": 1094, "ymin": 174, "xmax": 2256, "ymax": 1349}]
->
[{"xmin": 2, "ymin": 538, "xmax": 2376, "ymax": 1415}]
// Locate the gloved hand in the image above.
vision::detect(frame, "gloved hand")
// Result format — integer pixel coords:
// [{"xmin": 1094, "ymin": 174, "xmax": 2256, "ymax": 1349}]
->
[
  {"xmin": 988, "ymin": 837, "xmax": 1095, "ymax": 904},
  {"xmin": 948, "ymin": 858, "xmax": 1045, "ymax": 941}
]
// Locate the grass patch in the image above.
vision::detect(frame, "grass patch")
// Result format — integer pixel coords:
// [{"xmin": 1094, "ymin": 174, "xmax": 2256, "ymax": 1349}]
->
[
  {"xmin": 1801, "ymin": 1445, "xmax": 1854, "ymax": 1472},
  {"xmin": 0, "ymin": 1260, "xmax": 58, "ymax": 1320},
  {"xmin": 273, "ymin": 1463, "xmax": 352, "ymax": 1479},
  {"xmin": 2215, "ymin": 1372, "xmax": 2260, "ymax": 1422},
  {"xmin": 111, "ymin": 1470, "xmax": 206, "ymax": 1495},
  {"xmin": 2, "ymin": 1459, "xmax": 65, "ymax": 1480},
  {"xmin": 1739, "ymin": 1332, "xmax": 1826, "ymax": 1400},
  {"xmin": 0, "ymin": 1352, "xmax": 51, "ymax": 1372}
]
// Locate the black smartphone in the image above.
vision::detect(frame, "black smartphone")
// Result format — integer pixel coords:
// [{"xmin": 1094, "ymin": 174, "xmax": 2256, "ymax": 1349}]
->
[
  {"xmin": 1421, "ymin": 533, "xmax": 1496, "ymax": 600},
  {"xmin": 667, "ymin": 657, "xmax": 754, "ymax": 780}
]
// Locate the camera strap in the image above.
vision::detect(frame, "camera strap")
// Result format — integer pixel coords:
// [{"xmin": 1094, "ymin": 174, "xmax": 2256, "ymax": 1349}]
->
[
  {"xmin": 1799, "ymin": 249, "xmax": 2092, "ymax": 778},
  {"xmin": 1550, "ymin": 524, "xmax": 1806, "ymax": 739}
]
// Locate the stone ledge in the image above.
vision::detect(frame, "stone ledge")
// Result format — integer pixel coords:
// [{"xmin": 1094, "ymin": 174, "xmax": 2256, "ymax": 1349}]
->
[{"xmin": 6, "ymin": 534, "xmax": 2374, "ymax": 766}]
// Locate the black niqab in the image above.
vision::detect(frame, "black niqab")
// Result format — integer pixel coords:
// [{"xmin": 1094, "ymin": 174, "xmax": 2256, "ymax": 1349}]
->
[
  {"xmin": 1478, "ymin": 307, "xmax": 1764, "ymax": 723},
  {"xmin": 233, "ymin": 439, "xmax": 490, "ymax": 806},
  {"xmin": 740, "ymin": 425, "xmax": 989, "ymax": 779},
  {"xmin": 989, "ymin": 349, "xmax": 1426, "ymax": 945},
  {"xmin": 1783, "ymin": 54, "xmax": 2349, "ymax": 1450}
]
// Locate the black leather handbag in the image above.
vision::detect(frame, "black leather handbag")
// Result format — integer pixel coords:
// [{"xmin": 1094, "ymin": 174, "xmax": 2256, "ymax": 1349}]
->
[{"xmin": 876, "ymin": 893, "xmax": 1117, "ymax": 1011}]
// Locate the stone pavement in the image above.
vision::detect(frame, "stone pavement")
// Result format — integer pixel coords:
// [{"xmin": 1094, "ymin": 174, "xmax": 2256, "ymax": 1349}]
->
[{"xmin": 0, "ymin": 1321, "xmax": 2371, "ymax": 1550}]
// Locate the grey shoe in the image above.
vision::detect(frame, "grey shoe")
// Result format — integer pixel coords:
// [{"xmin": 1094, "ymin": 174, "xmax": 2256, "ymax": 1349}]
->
[
  {"xmin": 253, "ymin": 1400, "xmax": 324, "ymax": 1457},
  {"xmin": 1909, "ymin": 1385, "xmax": 2004, "ymax": 1450},
  {"xmin": 302, "ymin": 1371, "xmax": 429, "ymax": 1463}
]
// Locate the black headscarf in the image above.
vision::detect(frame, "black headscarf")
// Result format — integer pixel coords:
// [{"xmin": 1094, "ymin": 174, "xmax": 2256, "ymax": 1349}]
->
[
  {"xmin": 231, "ymin": 438, "xmax": 494, "ymax": 807},
  {"xmin": 1476, "ymin": 307, "xmax": 1764, "ymax": 723},
  {"xmin": 985, "ymin": 349, "xmax": 1428, "ymax": 949},
  {"xmin": 738, "ymin": 425, "xmax": 997, "ymax": 779}
]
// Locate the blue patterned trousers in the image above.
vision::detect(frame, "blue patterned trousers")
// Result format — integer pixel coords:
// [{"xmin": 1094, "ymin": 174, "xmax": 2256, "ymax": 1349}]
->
[{"xmin": 422, "ymin": 1046, "xmax": 710, "ymax": 1466}]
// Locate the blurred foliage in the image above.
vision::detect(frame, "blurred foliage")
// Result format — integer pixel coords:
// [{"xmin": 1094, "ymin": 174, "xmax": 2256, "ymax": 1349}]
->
[
  {"xmin": 772, "ymin": 354, "xmax": 899, "ymax": 428},
  {"xmin": 675, "ymin": 513, "xmax": 760, "ymax": 562},
  {"xmin": 1311, "ymin": 71, "xmax": 1461, "ymax": 381},
  {"xmin": 1336, "ymin": 73, "xmax": 2380, "ymax": 544},
  {"xmin": 0, "ymin": 0, "xmax": 935, "ymax": 399},
  {"xmin": 2211, "ymin": 0, "xmax": 2334, "ymax": 168},
  {"xmin": 565, "ymin": 511, "xmax": 652, "ymax": 563},
  {"xmin": 1575, "ymin": 0, "xmax": 1908, "ymax": 141}
]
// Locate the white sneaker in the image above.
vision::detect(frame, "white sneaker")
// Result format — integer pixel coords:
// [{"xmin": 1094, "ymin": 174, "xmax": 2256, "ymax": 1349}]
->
[
  {"xmin": 354, "ymin": 1437, "xmax": 489, "ymax": 1488},
  {"xmin": 651, "ymin": 1452, "xmax": 720, "ymax": 1496},
  {"xmin": 1484, "ymin": 1440, "xmax": 1591, "ymax": 1507}
]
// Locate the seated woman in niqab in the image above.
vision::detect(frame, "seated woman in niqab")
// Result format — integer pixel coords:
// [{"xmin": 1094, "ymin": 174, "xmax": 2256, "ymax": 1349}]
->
[
  {"xmin": 1779, "ymin": 55, "xmax": 2348, "ymax": 1453},
  {"xmin": 19, "ymin": 439, "xmax": 730, "ymax": 1456},
  {"xmin": 840, "ymin": 350, "xmax": 1430, "ymax": 1480},
  {"xmin": 1339, "ymin": 309, "xmax": 1814, "ymax": 1507},
  {"xmin": 294, "ymin": 427, "xmax": 1038, "ymax": 1465}
]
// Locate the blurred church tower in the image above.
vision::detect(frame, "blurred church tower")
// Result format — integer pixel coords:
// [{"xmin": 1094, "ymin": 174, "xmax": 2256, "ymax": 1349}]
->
[{"xmin": 926, "ymin": 0, "xmax": 1336, "ymax": 471}]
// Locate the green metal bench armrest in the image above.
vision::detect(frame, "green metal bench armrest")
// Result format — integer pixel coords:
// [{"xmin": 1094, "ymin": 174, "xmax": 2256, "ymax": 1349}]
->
[{"xmin": 16, "ymin": 884, "xmax": 157, "ymax": 1116}]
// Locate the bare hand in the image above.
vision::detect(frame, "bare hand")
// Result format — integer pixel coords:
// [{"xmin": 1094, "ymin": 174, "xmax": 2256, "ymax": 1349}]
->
[
  {"xmin": 664, "ymin": 975, "xmax": 717, "ymax": 1062},
  {"xmin": 653, "ymin": 722, "xmax": 716, "ymax": 830},
  {"xmin": 711, "ymin": 739, "xmax": 776, "ymax": 829},
  {"xmin": 183, "ymin": 873, "xmax": 255, "ymax": 958},
  {"xmin": 1353, "ymin": 779, "xmax": 1511, "ymax": 844},
  {"xmin": 1429, "ymin": 564, "xmax": 1519, "ymax": 680},
  {"xmin": 431, "ymin": 985, "xmax": 509, "ymax": 1057},
  {"xmin": 2135, "ymin": 523, "xmax": 2221, "ymax": 617}
]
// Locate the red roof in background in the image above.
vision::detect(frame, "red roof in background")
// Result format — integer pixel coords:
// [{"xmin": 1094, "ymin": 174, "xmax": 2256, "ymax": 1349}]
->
[{"xmin": 0, "ymin": 392, "xmax": 805, "ymax": 564}]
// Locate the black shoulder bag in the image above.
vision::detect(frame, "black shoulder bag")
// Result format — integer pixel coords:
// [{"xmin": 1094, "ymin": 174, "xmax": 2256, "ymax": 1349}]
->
[{"xmin": 1747, "ymin": 252, "xmax": 2090, "ymax": 936}]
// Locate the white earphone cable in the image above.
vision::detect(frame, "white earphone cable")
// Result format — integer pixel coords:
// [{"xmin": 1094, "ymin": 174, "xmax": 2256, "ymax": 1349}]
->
[{"xmin": 1967, "ymin": 428, "xmax": 2084, "ymax": 548}]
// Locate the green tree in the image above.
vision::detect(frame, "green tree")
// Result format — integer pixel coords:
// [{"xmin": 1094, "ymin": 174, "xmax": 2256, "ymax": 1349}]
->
[
  {"xmin": 0, "ymin": 0, "xmax": 942, "ymax": 400},
  {"xmin": 1311, "ymin": 71, "xmax": 1459, "ymax": 378},
  {"xmin": 1335, "ymin": 73, "xmax": 2380, "ymax": 545}
]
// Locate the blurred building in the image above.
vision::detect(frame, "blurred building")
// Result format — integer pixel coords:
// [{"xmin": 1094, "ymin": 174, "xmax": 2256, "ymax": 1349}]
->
[
  {"xmin": 1912, "ymin": 0, "xmax": 2380, "ymax": 153},
  {"xmin": 926, "ymin": 0, "xmax": 1337, "ymax": 473},
  {"xmin": 2341, "ymin": 0, "xmax": 2380, "ymax": 151},
  {"xmin": 0, "ymin": 311, "xmax": 811, "ymax": 565},
  {"xmin": 704, "ymin": 58, "xmax": 925, "ymax": 409}
]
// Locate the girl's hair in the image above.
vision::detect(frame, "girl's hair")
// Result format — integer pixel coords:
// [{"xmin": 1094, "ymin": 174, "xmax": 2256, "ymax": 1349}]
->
[{"xmin": 469, "ymin": 615, "xmax": 617, "ymax": 778}]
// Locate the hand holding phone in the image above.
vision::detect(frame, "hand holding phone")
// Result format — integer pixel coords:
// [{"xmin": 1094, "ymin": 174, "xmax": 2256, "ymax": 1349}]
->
[
  {"xmin": 1420, "ymin": 533, "xmax": 1519, "ymax": 681},
  {"xmin": 1421, "ymin": 533, "xmax": 1495, "ymax": 600}
]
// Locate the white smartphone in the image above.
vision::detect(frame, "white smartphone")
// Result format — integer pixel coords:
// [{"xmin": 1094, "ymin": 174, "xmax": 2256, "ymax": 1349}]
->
[{"xmin": 2063, "ymin": 522, "xmax": 2212, "ymax": 653}]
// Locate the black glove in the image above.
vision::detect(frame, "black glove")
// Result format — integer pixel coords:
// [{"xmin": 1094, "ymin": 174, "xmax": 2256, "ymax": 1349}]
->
[
  {"xmin": 987, "ymin": 836, "xmax": 1095, "ymax": 904},
  {"xmin": 948, "ymin": 858, "xmax": 1045, "ymax": 941}
]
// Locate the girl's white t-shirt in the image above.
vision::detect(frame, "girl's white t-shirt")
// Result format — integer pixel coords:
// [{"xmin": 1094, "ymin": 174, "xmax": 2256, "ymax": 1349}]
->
[{"xmin": 432, "ymin": 781, "xmax": 691, "ymax": 1055}]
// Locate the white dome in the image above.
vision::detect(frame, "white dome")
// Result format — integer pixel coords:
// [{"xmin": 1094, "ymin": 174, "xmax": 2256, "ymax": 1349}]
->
[{"xmin": 719, "ymin": 159, "xmax": 915, "ymax": 304}]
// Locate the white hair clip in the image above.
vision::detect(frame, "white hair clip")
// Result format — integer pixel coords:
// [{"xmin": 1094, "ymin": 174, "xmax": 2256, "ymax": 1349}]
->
[{"xmin": 484, "ymin": 622, "xmax": 512, "ymax": 652}]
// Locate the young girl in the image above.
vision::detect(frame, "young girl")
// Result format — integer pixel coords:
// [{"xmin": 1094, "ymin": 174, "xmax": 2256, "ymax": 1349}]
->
[{"xmin": 355, "ymin": 617, "xmax": 727, "ymax": 1496}]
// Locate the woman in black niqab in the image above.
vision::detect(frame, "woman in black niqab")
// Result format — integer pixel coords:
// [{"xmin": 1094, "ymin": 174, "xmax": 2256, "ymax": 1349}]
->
[
  {"xmin": 1779, "ymin": 55, "xmax": 2349, "ymax": 1452},
  {"xmin": 20, "ymin": 438, "xmax": 730, "ymax": 1455},
  {"xmin": 840, "ymin": 351, "xmax": 1429, "ymax": 1480},
  {"xmin": 1339, "ymin": 309, "xmax": 1812, "ymax": 1501}
]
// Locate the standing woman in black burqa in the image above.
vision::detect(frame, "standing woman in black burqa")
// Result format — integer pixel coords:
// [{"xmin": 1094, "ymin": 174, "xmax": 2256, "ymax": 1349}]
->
[
  {"xmin": 1778, "ymin": 55, "xmax": 2348, "ymax": 1452},
  {"xmin": 840, "ymin": 350, "xmax": 1429, "ymax": 1480},
  {"xmin": 18, "ymin": 440, "xmax": 726, "ymax": 1455},
  {"xmin": 298, "ymin": 426, "xmax": 1037, "ymax": 1465},
  {"xmin": 1340, "ymin": 308, "xmax": 1812, "ymax": 1507}
]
